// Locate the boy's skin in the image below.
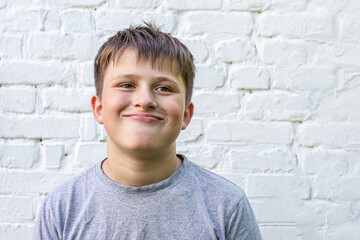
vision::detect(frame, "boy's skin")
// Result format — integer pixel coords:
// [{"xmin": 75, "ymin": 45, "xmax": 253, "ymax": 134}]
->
[{"xmin": 91, "ymin": 48, "xmax": 194, "ymax": 187}]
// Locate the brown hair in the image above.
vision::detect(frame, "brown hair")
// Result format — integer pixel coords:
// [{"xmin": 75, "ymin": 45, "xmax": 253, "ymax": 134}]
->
[{"xmin": 94, "ymin": 22, "xmax": 195, "ymax": 105}]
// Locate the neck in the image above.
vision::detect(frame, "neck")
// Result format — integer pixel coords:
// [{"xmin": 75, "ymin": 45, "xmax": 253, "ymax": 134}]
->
[{"xmin": 102, "ymin": 142, "xmax": 182, "ymax": 187}]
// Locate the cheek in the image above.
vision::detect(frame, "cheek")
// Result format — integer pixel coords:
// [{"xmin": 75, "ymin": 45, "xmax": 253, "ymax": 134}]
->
[
  {"xmin": 163, "ymin": 100, "xmax": 185, "ymax": 122},
  {"xmin": 104, "ymin": 92, "xmax": 129, "ymax": 111}
]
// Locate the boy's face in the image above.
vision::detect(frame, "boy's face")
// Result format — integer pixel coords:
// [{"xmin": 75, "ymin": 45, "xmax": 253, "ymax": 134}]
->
[{"xmin": 91, "ymin": 49, "xmax": 193, "ymax": 156}]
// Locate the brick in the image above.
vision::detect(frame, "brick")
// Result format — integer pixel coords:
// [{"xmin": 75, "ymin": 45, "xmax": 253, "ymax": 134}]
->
[
  {"xmin": 299, "ymin": 123, "xmax": 360, "ymax": 148},
  {"xmin": 1, "ymin": 9, "xmax": 40, "ymax": 32},
  {"xmin": 260, "ymin": 226, "xmax": 297, "ymax": 240},
  {"xmin": 215, "ymin": 39, "xmax": 253, "ymax": 63},
  {"xmin": 261, "ymin": 40, "xmax": 307, "ymax": 66},
  {"xmin": 206, "ymin": 122, "xmax": 232, "ymax": 141},
  {"xmin": 41, "ymin": 9, "xmax": 61, "ymax": 31},
  {"xmin": 0, "ymin": 61, "xmax": 72, "ymax": 85},
  {"xmin": 307, "ymin": 0, "xmax": 360, "ymax": 15},
  {"xmin": 108, "ymin": 0, "xmax": 154, "ymax": 8},
  {"xmin": 313, "ymin": 178, "xmax": 332, "ymax": 200},
  {"xmin": 0, "ymin": 169, "xmax": 73, "ymax": 194},
  {"xmin": 327, "ymin": 205, "xmax": 352, "ymax": 228},
  {"xmin": 230, "ymin": 66, "xmax": 270, "ymax": 90},
  {"xmin": 337, "ymin": 0, "xmax": 360, "ymax": 15},
  {"xmin": 194, "ymin": 66, "xmax": 224, "ymax": 89},
  {"xmin": 96, "ymin": 11, "xmax": 175, "ymax": 33},
  {"xmin": 231, "ymin": 121, "xmax": 294, "ymax": 144},
  {"xmin": 177, "ymin": 145, "xmax": 223, "ymax": 169},
  {"xmin": 60, "ymin": 10, "xmax": 94, "ymax": 33},
  {"xmin": 75, "ymin": 143, "xmax": 106, "ymax": 168},
  {"xmin": 315, "ymin": 88, "xmax": 360, "ymax": 122},
  {"xmin": 326, "ymin": 222, "xmax": 360, "ymax": 240},
  {"xmin": 177, "ymin": 119, "xmax": 203, "ymax": 142},
  {"xmin": 41, "ymin": 87, "xmax": 93, "ymax": 112},
  {"xmin": 298, "ymin": 149, "xmax": 348, "ymax": 176},
  {"xmin": 339, "ymin": 14, "xmax": 360, "ymax": 42},
  {"xmin": 182, "ymin": 40, "xmax": 208, "ymax": 62},
  {"xmin": 0, "ymin": 116, "xmax": 80, "ymax": 139},
  {"xmin": 343, "ymin": 70, "xmax": 360, "ymax": 89},
  {"xmin": 192, "ymin": 92, "xmax": 240, "ymax": 114},
  {"xmin": 55, "ymin": 0, "xmax": 105, "ymax": 7},
  {"xmin": 0, "ymin": 87, "xmax": 36, "ymax": 113},
  {"xmin": 0, "ymin": 224, "xmax": 33, "ymax": 240},
  {"xmin": 180, "ymin": 12, "xmax": 253, "ymax": 36},
  {"xmin": 0, "ymin": 34, "xmax": 22, "ymax": 58},
  {"xmin": 343, "ymin": 70, "xmax": 360, "ymax": 96},
  {"xmin": 0, "ymin": 197, "xmax": 33, "ymax": 221},
  {"xmin": 166, "ymin": 0, "xmax": 221, "ymax": 10},
  {"xmin": 3, "ymin": 0, "xmax": 38, "ymax": 7},
  {"xmin": 0, "ymin": 143, "xmax": 37, "ymax": 169},
  {"xmin": 334, "ymin": 43, "xmax": 360, "ymax": 67},
  {"xmin": 95, "ymin": 10, "xmax": 132, "ymax": 31},
  {"xmin": 228, "ymin": 0, "xmax": 269, "ymax": 11},
  {"xmin": 299, "ymin": 178, "xmax": 311, "ymax": 200},
  {"xmin": 244, "ymin": 92, "xmax": 311, "ymax": 121},
  {"xmin": 307, "ymin": 42, "xmax": 360, "ymax": 67},
  {"xmin": 228, "ymin": 147, "xmax": 295, "ymax": 171},
  {"xmin": 296, "ymin": 205, "xmax": 328, "ymax": 238},
  {"xmin": 305, "ymin": 42, "xmax": 332, "ymax": 67},
  {"xmin": 208, "ymin": 121, "xmax": 294, "ymax": 145},
  {"xmin": 331, "ymin": 177, "xmax": 360, "ymax": 201},
  {"xmin": 271, "ymin": 0, "xmax": 306, "ymax": 11},
  {"xmin": 273, "ymin": 67, "xmax": 336, "ymax": 92},
  {"xmin": 43, "ymin": 144, "xmax": 63, "ymax": 169},
  {"xmin": 259, "ymin": 13, "xmax": 334, "ymax": 41},
  {"xmin": 247, "ymin": 175, "xmax": 295, "ymax": 198},
  {"xmin": 27, "ymin": 33, "xmax": 95, "ymax": 60},
  {"xmin": 79, "ymin": 62, "xmax": 94, "ymax": 86},
  {"xmin": 248, "ymin": 121, "xmax": 293, "ymax": 144},
  {"xmin": 251, "ymin": 200, "xmax": 296, "ymax": 223},
  {"xmin": 80, "ymin": 117, "xmax": 98, "ymax": 141}
]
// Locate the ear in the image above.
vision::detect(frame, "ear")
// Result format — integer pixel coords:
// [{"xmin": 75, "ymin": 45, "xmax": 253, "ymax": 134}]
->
[
  {"xmin": 91, "ymin": 95, "xmax": 104, "ymax": 125},
  {"xmin": 182, "ymin": 102, "xmax": 194, "ymax": 130}
]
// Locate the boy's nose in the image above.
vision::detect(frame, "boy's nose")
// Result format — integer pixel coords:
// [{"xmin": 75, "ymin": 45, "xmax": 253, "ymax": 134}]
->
[{"xmin": 133, "ymin": 88, "xmax": 157, "ymax": 110}]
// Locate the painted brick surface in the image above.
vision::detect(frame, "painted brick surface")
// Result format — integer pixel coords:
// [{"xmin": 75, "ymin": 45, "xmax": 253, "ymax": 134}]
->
[{"xmin": 0, "ymin": 0, "xmax": 359, "ymax": 239}]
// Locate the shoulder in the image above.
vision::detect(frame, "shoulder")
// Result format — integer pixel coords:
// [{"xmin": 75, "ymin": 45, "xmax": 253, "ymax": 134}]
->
[
  {"xmin": 184, "ymin": 161, "xmax": 262, "ymax": 239},
  {"xmin": 188, "ymin": 160, "xmax": 245, "ymax": 198},
  {"xmin": 184, "ymin": 159, "xmax": 246, "ymax": 212},
  {"xmin": 42, "ymin": 162, "xmax": 99, "ymax": 209},
  {"xmin": 34, "ymin": 162, "xmax": 103, "ymax": 239}
]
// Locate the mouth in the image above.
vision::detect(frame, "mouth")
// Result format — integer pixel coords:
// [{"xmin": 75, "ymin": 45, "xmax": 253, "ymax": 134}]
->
[{"xmin": 123, "ymin": 113, "xmax": 164, "ymax": 122}]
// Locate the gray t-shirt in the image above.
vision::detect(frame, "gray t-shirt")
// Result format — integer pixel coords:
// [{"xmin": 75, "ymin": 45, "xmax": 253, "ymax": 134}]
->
[{"xmin": 33, "ymin": 155, "xmax": 262, "ymax": 240}]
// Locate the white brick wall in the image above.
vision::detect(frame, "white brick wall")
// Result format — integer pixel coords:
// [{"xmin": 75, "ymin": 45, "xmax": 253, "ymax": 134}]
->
[{"xmin": 0, "ymin": 0, "xmax": 359, "ymax": 239}]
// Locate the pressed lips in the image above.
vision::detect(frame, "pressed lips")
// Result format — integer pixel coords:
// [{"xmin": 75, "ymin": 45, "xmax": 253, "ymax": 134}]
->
[{"xmin": 123, "ymin": 113, "xmax": 164, "ymax": 122}]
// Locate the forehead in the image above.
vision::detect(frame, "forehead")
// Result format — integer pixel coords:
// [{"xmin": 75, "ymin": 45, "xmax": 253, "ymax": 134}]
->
[{"xmin": 110, "ymin": 48, "xmax": 182, "ymax": 77}]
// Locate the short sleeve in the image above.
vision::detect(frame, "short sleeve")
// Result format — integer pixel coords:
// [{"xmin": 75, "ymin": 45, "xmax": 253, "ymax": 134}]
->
[
  {"xmin": 33, "ymin": 197, "xmax": 61, "ymax": 240},
  {"xmin": 225, "ymin": 195, "xmax": 262, "ymax": 240}
]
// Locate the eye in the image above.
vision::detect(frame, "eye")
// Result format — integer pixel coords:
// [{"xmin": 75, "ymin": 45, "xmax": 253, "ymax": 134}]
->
[
  {"xmin": 156, "ymin": 86, "xmax": 172, "ymax": 92},
  {"xmin": 120, "ymin": 83, "xmax": 135, "ymax": 89}
]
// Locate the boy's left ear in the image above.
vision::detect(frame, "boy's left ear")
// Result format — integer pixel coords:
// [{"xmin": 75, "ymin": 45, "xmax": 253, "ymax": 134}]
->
[{"xmin": 182, "ymin": 102, "xmax": 194, "ymax": 130}]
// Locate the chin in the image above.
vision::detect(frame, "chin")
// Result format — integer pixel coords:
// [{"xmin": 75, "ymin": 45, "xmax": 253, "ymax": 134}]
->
[{"xmin": 122, "ymin": 137, "xmax": 161, "ymax": 150}]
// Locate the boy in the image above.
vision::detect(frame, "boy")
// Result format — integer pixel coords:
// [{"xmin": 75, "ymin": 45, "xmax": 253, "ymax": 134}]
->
[{"xmin": 34, "ymin": 23, "xmax": 262, "ymax": 239}]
